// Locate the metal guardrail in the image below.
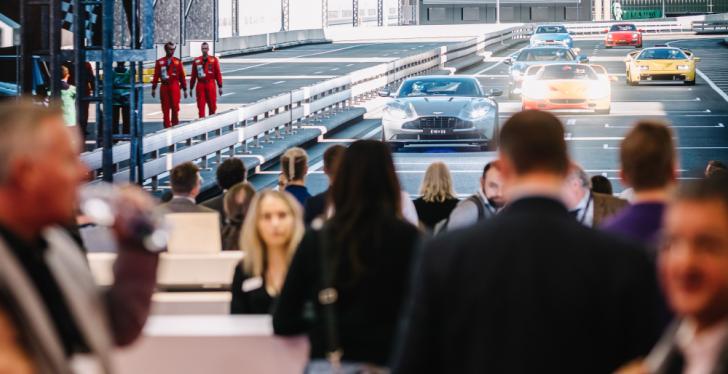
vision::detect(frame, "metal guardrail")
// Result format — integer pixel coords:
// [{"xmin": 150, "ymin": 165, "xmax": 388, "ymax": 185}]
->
[
  {"xmin": 80, "ymin": 26, "xmax": 531, "ymax": 188},
  {"xmin": 693, "ymin": 20, "xmax": 728, "ymax": 33}
]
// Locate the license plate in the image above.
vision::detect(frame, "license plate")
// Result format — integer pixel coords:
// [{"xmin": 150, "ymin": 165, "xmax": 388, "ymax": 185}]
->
[{"xmin": 426, "ymin": 129, "xmax": 451, "ymax": 135}]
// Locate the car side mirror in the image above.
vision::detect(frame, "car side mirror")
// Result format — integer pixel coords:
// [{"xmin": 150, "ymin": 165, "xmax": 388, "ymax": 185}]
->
[
  {"xmin": 503, "ymin": 58, "xmax": 513, "ymax": 66},
  {"xmin": 639, "ymin": 29, "xmax": 645, "ymax": 33},
  {"xmin": 578, "ymin": 55, "xmax": 589, "ymax": 63},
  {"xmin": 378, "ymin": 89, "xmax": 391, "ymax": 97},
  {"xmin": 487, "ymin": 88, "xmax": 503, "ymax": 97},
  {"xmin": 694, "ymin": 57, "xmax": 701, "ymax": 62},
  {"xmin": 604, "ymin": 29, "xmax": 609, "ymax": 33}
]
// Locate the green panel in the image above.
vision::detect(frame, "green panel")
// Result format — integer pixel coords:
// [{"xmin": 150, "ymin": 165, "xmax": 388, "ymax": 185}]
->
[{"xmin": 623, "ymin": 8, "xmax": 663, "ymax": 19}]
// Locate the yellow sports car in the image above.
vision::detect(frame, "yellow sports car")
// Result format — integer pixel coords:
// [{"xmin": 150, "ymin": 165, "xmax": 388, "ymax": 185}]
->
[
  {"xmin": 521, "ymin": 63, "xmax": 613, "ymax": 114},
  {"xmin": 625, "ymin": 46, "xmax": 700, "ymax": 86}
]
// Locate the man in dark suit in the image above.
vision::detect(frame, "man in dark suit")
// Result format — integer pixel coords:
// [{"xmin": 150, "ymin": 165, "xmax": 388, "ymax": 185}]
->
[
  {"xmin": 304, "ymin": 145, "xmax": 345, "ymax": 225},
  {"xmin": 157, "ymin": 162, "xmax": 215, "ymax": 214},
  {"xmin": 393, "ymin": 110, "xmax": 661, "ymax": 374},
  {"xmin": 201, "ymin": 157, "xmax": 246, "ymax": 224}
]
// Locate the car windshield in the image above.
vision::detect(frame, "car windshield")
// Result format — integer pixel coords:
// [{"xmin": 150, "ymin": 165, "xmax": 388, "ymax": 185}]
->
[
  {"xmin": 638, "ymin": 49, "xmax": 687, "ymax": 60},
  {"xmin": 398, "ymin": 79, "xmax": 482, "ymax": 97},
  {"xmin": 517, "ymin": 48, "xmax": 575, "ymax": 62},
  {"xmin": 540, "ymin": 65, "xmax": 596, "ymax": 80},
  {"xmin": 536, "ymin": 26, "xmax": 567, "ymax": 34},
  {"xmin": 610, "ymin": 24, "xmax": 637, "ymax": 32}
]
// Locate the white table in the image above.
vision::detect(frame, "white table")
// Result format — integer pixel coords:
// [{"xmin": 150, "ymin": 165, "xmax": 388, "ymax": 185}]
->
[{"xmin": 113, "ymin": 315, "xmax": 309, "ymax": 374}]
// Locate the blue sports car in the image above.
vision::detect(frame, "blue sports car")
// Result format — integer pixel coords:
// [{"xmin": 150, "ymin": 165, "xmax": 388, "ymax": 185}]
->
[{"xmin": 529, "ymin": 25, "xmax": 574, "ymax": 49}]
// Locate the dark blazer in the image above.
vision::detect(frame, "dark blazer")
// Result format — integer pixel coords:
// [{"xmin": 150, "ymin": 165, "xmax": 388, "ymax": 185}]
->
[
  {"xmin": 201, "ymin": 194, "xmax": 225, "ymax": 226},
  {"xmin": 393, "ymin": 197, "xmax": 661, "ymax": 374},
  {"xmin": 273, "ymin": 218, "xmax": 421, "ymax": 366},
  {"xmin": 303, "ymin": 190, "xmax": 328, "ymax": 225},
  {"xmin": 593, "ymin": 192, "xmax": 629, "ymax": 227},
  {"xmin": 157, "ymin": 197, "xmax": 216, "ymax": 214}
]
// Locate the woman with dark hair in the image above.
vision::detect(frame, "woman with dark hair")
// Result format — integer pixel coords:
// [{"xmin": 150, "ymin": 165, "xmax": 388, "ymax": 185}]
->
[
  {"xmin": 220, "ymin": 182, "xmax": 256, "ymax": 251},
  {"xmin": 591, "ymin": 175, "xmax": 614, "ymax": 195},
  {"xmin": 280, "ymin": 147, "xmax": 311, "ymax": 206},
  {"xmin": 273, "ymin": 140, "xmax": 421, "ymax": 372}
]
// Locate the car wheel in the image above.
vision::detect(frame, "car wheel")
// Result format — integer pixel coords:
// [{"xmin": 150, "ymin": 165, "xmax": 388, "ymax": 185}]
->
[
  {"xmin": 685, "ymin": 79, "xmax": 696, "ymax": 86},
  {"xmin": 486, "ymin": 121, "xmax": 500, "ymax": 151},
  {"xmin": 605, "ymin": 45, "xmax": 612, "ymax": 49},
  {"xmin": 636, "ymin": 44, "xmax": 642, "ymax": 49}
]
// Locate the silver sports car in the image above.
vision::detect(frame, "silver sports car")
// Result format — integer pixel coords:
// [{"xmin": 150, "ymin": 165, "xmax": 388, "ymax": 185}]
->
[{"xmin": 379, "ymin": 76, "xmax": 502, "ymax": 150}]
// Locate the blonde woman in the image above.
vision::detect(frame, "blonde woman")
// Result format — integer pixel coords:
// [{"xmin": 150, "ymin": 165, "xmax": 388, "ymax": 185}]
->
[
  {"xmin": 413, "ymin": 162, "xmax": 459, "ymax": 232},
  {"xmin": 230, "ymin": 190, "xmax": 305, "ymax": 314},
  {"xmin": 280, "ymin": 147, "xmax": 311, "ymax": 206}
]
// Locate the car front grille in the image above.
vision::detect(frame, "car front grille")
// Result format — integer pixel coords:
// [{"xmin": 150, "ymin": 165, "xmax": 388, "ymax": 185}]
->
[
  {"xmin": 403, "ymin": 116, "xmax": 473, "ymax": 130},
  {"xmin": 643, "ymin": 74, "xmax": 687, "ymax": 81}
]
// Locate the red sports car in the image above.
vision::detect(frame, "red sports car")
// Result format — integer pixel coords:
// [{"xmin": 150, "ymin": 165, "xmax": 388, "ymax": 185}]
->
[{"xmin": 604, "ymin": 23, "xmax": 643, "ymax": 48}]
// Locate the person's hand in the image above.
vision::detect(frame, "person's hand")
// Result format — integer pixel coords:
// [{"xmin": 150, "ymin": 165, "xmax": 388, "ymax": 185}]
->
[
  {"xmin": 183, "ymin": 90, "xmax": 188, "ymax": 99},
  {"xmin": 151, "ymin": 88, "xmax": 156, "ymax": 98},
  {"xmin": 0, "ymin": 309, "xmax": 35, "ymax": 374},
  {"xmin": 111, "ymin": 185, "xmax": 162, "ymax": 251},
  {"xmin": 218, "ymin": 87, "xmax": 223, "ymax": 96},
  {"xmin": 614, "ymin": 360, "xmax": 648, "ymax": 374}
]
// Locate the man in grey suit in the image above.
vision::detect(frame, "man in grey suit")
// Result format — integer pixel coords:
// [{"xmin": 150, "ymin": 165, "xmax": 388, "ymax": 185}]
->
[
  {"xmin": 638, "ymin": 178, "xmax": 728, "ymax": 374},
  {"xmin": 0, "ymin": 100, "xmax": 158, "ymax": 373},
  {"xmin": 158, "ymin": 162, "xmax": 215, "ymax": 214}
]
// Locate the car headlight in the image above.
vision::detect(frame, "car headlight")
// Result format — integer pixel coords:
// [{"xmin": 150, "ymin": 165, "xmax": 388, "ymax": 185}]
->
[
  {"xmin": 607, "ymin": 34, "xmax": 613, "ymax": 39},
  {"xmin": 677, "ymin": 65, "xmax": 690, "ymax": 71},
  {"xmin": 466, "ymin": 105, "xmax": 491, "ymax": 120},
  {"xmin": 639, "ymin": 65, "xmax": 650, "ymax": 71},
  {"xmin": 632, "ymin": 33, "xmax": 640, "ymax": 38},
  {"xmin": 383, "ymin": 103, "xmax": 415, "ymax": 120},
  {"xmin": 523, "ymin": 83, "xmax": 549, "ymax": 100}
]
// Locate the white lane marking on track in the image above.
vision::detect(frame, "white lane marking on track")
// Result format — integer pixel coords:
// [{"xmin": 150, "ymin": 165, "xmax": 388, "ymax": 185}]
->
[
  {"xmin": 222, "ymin": 75, "xmax": 335, "ymax": 79},
  {"xmin": 273, "ymin": 81, "xmax": 286, "ymax": 85},
  {"xmin": 220, "ymin": 92, "xmax": 234, "ymax": 97},
  {"xmin": 606, "ymin": 123, "xmax": 725, "ymax": 128},
  {"xmin": 697, "ymin": 69, "xmax": 728, "ymax": 104},
  {"xmin": 567, "ymin": 119, "xmax": 576, "ymax": 126},
  {"xmin": 248, "ymin": 86, "xmax": 262, "ymax": 91},
  {"xmin": 313, "ymin": 71, "xmax": 322, "ymax": 74},
  {"xmin": 330, "ymin": 68, "xmax": 339, "ymax": 71},
  {"xmin": 474, "ymin": 74, "xmax": 509, "ymax": 78},
  {"xmin": 346, "ymin": 63, "xmax": 354, "ymax": 66},
  {"xmin": 147, "ymin": 111, "xmax": 162, "ymax": 116},
  {"xmin": 220, "ymin": 44, "xmax": 369, "ymax": 74}
]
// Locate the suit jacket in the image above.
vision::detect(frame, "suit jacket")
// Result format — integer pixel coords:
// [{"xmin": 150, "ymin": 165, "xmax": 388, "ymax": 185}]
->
[
  {"xmin": 0, "ymin": 227, "xmax": 158, "ymax": 374},
  {"xmin": 646, "ymin": 320, "xmax": 728, "ymax": 374},
  {"xmin": 393, "ymin": 197, "xmax": 660, "ymax": 374},
  {"xmin": 158, "ymin": 197, "xmax": 216, "ymax": 214},
  {"xmin": 593, "ymin": 192, "xmax": 629, "ymax": 227},
  {"xmin": 303, "ymin": 189, "xmax": 328, "ymax": 225},
  {"xmin": 201, "ymin": 194, "xmax": 225, "ymax": 226}
]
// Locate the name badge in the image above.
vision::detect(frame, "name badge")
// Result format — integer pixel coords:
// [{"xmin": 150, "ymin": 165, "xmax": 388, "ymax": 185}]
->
[{"xmin": 242, "ymin": 277, "xmax": 263, "ymax": 292}]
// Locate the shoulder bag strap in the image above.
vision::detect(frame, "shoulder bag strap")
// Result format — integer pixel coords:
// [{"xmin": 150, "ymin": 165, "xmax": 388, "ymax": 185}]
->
[
  {"xmin": 317, "ymin": 226, "xmax": 343, "ymax": 370},
  {"xmin": 468, "ymin": 194, "xmax": 486, "ymax": 221}
]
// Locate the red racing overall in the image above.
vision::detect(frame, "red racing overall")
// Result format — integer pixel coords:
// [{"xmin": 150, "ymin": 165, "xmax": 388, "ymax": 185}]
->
[
  {"xmin": 152, "ymin": 56, "xmax": 187, "ymax": 128},
  {"xmin": 190, "ymin": 55, "xmax": 223, "ymax": 118}
]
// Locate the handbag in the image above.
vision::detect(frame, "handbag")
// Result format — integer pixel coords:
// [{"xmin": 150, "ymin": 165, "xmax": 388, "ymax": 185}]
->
[{"xmin": 314, "ymin": 226, "xmax": 389, "ymax": 374}]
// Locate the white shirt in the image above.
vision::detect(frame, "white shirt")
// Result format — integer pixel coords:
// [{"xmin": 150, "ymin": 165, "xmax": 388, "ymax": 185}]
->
[
  {"xmin": 571, "ymin": 191, "xmax": 594, "ymax": 227},
  {"xmin": 676, "ymin": 319, "xmax": 728, "ymax": 374}
]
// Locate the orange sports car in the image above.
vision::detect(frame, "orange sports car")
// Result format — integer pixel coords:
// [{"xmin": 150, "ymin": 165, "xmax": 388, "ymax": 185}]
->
[{"xmin": 521, "ymin": 64, "xmax": 614, "ymax": 114}]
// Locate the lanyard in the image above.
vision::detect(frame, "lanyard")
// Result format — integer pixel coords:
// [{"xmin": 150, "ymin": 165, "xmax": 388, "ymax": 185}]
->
[{"xmin": 577, "ymin": 192, "xmax": 593, "ymax": 225}]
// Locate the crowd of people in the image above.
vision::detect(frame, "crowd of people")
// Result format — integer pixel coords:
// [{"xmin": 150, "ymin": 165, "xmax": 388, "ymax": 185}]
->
[{"xmin": 1, "ymin": 97, "xmax": 728, "ymax": 374}]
